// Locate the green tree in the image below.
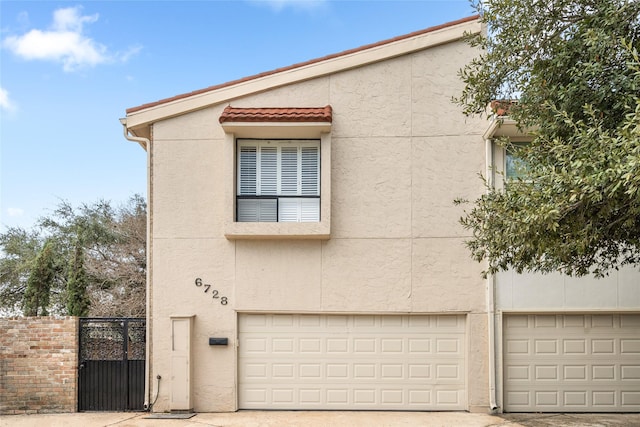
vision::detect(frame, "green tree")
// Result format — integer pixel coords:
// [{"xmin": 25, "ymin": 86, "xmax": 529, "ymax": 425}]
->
[
  {"xmin": 66, "ymin": 238, "xmax": 90, "ymax": 316},
  {"xmin": 456, "ymin": 0, "xmax": 640, "ymax": 277},
  {"xmin": 23, "ymin": 240, "xmax": 57, "ymax": 316},
  {"xmin": 0, "ymin": 227, "xmax": 42, "ymax": 314},
  {"xmin": 1, "ymin": 195, "xmax": 146, "ymax": 316}
]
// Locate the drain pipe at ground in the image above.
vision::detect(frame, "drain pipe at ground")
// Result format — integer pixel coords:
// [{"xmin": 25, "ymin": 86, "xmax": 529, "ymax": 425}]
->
[
  {"xmin": 487, "ymin": 272, "xmax": 498, "ymax": 412},
  {"xmin": 120, "ymin": 118, "xmax": 152, "ymax": 410}
]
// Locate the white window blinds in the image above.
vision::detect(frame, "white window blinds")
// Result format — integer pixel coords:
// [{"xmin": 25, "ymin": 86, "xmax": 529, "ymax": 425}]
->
[{"xmin": 237, "ymin": 139, "xmax": 320, "ymax": 222}]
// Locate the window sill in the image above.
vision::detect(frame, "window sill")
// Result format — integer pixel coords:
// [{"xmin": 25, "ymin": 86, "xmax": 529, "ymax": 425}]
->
[{"xmin": 224, "ymin": 220, "xmax": 330, "ymax": 240}]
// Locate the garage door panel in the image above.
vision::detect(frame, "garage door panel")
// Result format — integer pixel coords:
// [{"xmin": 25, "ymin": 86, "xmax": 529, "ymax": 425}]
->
[
  {"xmin": 241, "ymin": 360, "xmax": 463, "ymax": 384},
  {"xmin": 621, "ymin": 339, "xmax": 640, "ymax": 354},
  {"xmin": 504, "ymin": 314, "xmax": 640, "ymax": 412},
  {"xmin": 622, "ymin": 365, "xmax": 640, "ymax": 379},
  {"xmin": 241, "ymin": 386, "xmax": 463, "ymax": 409},
  {"xmin": 241, "ymin": 336, "xmax": 459, "ymax": 354},
  {"xmin": 622, "ymin": 391, "xmax": 640, "ymax": 406},
  {"xmin": 239, "ymin": 314, "xmax": 466, "ymax": 410},
  {"xmin": 621, "ymin": 314, "xmax": 640, "ymax": 327},
  {"xmin": 506, "ymin": 364, "xmax": 640, "ymax": 383},
  {"xmin": 564, "ymin": 391, "xmax": 587, "ymax": 407},
  {"xmin": 506, "ymin": 388, "xmax": 640, "ymax": 411}
]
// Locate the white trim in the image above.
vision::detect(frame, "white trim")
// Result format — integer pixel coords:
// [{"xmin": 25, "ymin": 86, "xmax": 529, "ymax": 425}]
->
[
  {"xmin": 233, "ymin": 309, "xmax": 473, "ymax": 315},
  {"xmin": 222, "ymin": 122, "xmax": 331, "ymax": 139},
  {"xmin": 224, "ymin": 131, "xmax": 331, "ymax": 239},
  {"xmin": 483, "ymin": 118, "xmax": 537, "ymax": 140},
  {"xmin": 236, "ymin": 139, "xmax": 321, "ymax": 223}
]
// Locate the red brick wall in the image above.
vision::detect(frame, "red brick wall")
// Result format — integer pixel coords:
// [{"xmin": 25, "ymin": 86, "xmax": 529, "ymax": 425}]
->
[{"xmin": 0, "ymin": 317, "xmax": 78, "ymax": 414}]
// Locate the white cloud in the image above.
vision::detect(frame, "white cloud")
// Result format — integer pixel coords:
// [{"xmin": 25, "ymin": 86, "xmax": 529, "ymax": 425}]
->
[
  {"xmin": 119, "ymin": 44, "xmax": 143, "ymax": 63},
  {"xmin": 51, "ymin": 6, "xmax": 98, "ymax": 32},
  {"xmin": 7, "ymin": 208, "xmax": 25, "ymax": 217},
  {"xmin": 2, "ymin": 6, "xmax": 140, "ymax": 72},
  {"xmin": 0, "ymin": 87, "xmax": 18, "ymax": 113}
]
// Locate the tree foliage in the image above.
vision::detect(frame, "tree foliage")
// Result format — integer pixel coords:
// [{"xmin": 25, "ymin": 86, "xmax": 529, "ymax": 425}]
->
[
  {"xmin": 0, "ymin": 195, "xmax": 146, "ymax": 316},
  {"xmin": 23, "ymin": 240, "xmax": 57, "ymax": 316},
  {"xmin": 0, "ymin": 227, "xmax": 43, "ymax": 314},
  {"xmin": 66, "ymin": 240, "xmax": 90, "ymax": 317},
  {"xmin": 456, "ymin": 0, "xmax": 640, "ymax": 277}
]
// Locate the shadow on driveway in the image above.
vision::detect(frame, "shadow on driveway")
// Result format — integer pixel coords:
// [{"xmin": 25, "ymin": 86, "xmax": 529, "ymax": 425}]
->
[{"xmin": 498, "ymin": 413, "xmax": 640, "ymax": 427}]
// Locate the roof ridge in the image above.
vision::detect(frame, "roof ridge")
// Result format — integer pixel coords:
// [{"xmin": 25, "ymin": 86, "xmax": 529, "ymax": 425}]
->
[{"xmin": 126, "ymin": 15, "xmax": 479, "ymax": 115}]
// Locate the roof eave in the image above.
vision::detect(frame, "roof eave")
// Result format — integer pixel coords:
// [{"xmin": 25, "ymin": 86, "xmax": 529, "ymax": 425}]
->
[
  {"xmin": 125, "ymin": 16, "xmax": 481, "ymax": 132},
  {"xmin": 483, "ymin": 117, "xmax": 537, "ymax": 139},
  {"xmin": 221, "ymin": 121, "xmax": 332, "ymax": 139}
]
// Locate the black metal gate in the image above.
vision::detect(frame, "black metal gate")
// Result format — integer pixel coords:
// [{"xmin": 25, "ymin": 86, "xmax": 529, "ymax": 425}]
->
[{"xmin": 78, "ymin": 318, "xmax": 146, "ymax": 411}]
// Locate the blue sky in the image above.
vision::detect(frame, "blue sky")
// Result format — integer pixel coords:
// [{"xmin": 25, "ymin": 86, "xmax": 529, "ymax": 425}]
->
[{"xmin": 1, "ymin": 0, "xmax": 476, "ymax": 230}]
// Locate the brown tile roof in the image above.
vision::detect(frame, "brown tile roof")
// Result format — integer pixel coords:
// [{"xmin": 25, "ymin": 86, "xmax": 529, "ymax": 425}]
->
[
  {"xmin": 219, "ymin": 106, "xmax": 332, "ymax": 123},
  {"xmin": 126, "ymin": 15, "xmax": 479, "ymax": 115},
  {"xmin": 490, "ymin": 100, "xmax": 517, "ymax": 116}
]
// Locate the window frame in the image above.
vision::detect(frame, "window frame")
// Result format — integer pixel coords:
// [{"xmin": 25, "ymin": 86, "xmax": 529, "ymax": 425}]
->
[
  {"xmin": 222, "ymin": 121, "xmax": 331, "ymax": 240},
  {"xmin": 236, "ymin": 138, "xmax": 321, "ymax": 223},
  {"xmin": 504, "ymin": 141, "xmax": 531, "ymax": 182}
]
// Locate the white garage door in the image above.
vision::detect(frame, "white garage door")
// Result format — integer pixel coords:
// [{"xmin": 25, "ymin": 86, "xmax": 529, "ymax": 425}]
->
[
  {"xmin": 238, "ymin": 313, "xmax": 466, "ymax": 410},
  {"xmin": 503, "ymin": 313, "xmax": 640, "ymax": 412}
]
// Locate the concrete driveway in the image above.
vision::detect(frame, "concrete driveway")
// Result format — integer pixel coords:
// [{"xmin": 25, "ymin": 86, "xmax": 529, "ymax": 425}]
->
[
  {"xmin": 499, "ymin": 413, "xmax": 640, "ymax": 427},
  {"xmin": 0, "ymin": 411, "xmax": 638, "ymax": 427}
]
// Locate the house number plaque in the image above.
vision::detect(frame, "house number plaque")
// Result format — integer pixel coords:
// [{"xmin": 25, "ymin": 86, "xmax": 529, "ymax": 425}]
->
[{"xmin": 194, "ymin": 278, "xmax": 228, "ymax": 305}]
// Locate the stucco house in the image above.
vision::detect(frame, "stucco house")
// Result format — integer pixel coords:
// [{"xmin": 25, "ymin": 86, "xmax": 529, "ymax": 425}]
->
[
  {"xmin": 486, "ymin": 120, "xmax": 640, "ymax": 413},
  {"xmin": 120, "ymin": 15, "xmax": 639, "ymax": 414}
]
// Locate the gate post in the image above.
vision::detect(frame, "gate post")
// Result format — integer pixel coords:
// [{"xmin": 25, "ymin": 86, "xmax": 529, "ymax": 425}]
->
[{"xmin": 169, "ymin": 315, "xmax": 195, "ymax": 412}]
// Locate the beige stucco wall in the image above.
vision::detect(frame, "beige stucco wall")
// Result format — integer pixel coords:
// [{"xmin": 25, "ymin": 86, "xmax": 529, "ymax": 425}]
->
[
  {"xmin": 495, "ymin": 268, "xmax": 640, "ymax": 311},
  {"xmin": 148, "ymin": 39, "xmax": 489, "ymax": 412}
]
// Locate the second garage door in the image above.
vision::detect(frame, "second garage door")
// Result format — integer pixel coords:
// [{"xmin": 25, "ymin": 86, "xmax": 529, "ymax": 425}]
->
[
  {"xmin": 238, "ymin": 313, "xmax": 466, "ymax": 410},
  {"xmin": 503, "ymin": 313, "xmax": 640, "ymax": 412}
]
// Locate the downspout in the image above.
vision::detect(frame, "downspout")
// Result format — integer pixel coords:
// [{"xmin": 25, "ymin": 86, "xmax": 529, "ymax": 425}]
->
[
  {"xmin": 120, "ymin": 118, "xmax": 149, "ymax": 149},
  {"xmin": 120, "ymin": 118, "xmax": 152, "ymax": 410},
  {"xmin": 487, "ymin": 274, "xmax": 497, "ymax": 412},
  {"xmin": 485, "ymin": 136, "xmax": 498, "ymax": 412}
]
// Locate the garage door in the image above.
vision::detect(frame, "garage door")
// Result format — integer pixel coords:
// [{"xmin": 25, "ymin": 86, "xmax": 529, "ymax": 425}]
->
[
  {"xmin": 503, "ymin": 313, "xmax": 640, "ymax": 412},
  {"xmin": 238, "ymin": 313, "xmax": 466, "ymax": 410}
]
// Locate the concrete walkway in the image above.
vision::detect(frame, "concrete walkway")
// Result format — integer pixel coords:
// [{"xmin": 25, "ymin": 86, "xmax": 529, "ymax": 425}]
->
[
  {"xmin": 1, "ymin": 411, "xmax": 514, "ymax": 427},
  {"xmin": 1, "ymin": 411, "xmax": 638, "ymax": 427}
]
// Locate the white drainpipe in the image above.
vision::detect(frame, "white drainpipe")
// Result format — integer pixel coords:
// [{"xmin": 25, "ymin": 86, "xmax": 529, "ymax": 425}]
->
[
  {"xmin": 485, "ymin": 136, "xmax": 498, "ymax": 412},
  {"xmin": 487, "ymin": 272, "xmax": 497, "ymax": 411},
  {"xmin": 120, "ymin": 118, "xmax": 152, "ymax": 410}
]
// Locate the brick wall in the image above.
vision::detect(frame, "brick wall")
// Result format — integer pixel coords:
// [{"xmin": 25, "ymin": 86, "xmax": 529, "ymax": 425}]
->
[{"xmin": 0, "ymin": 317, "xmax": 78, "ymax": 414}]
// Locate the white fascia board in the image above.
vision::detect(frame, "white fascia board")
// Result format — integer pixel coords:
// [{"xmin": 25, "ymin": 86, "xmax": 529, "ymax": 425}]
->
[
  {"xmin": 221, "ymin": 122, "xmax": 331, "ymax": 139},
  {"xmin": 126, "ymin": 19, "xmax": 481, "ymax": 130},
  {"xmin": 483, "ymin": 118, "xmax": 536, "ymax": 139}
]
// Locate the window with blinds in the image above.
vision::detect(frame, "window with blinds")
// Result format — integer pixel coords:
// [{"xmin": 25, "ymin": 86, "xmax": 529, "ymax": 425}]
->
[{"xmin": 237, "ymin": 139, "xmax": 320, "ymax": 222}]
